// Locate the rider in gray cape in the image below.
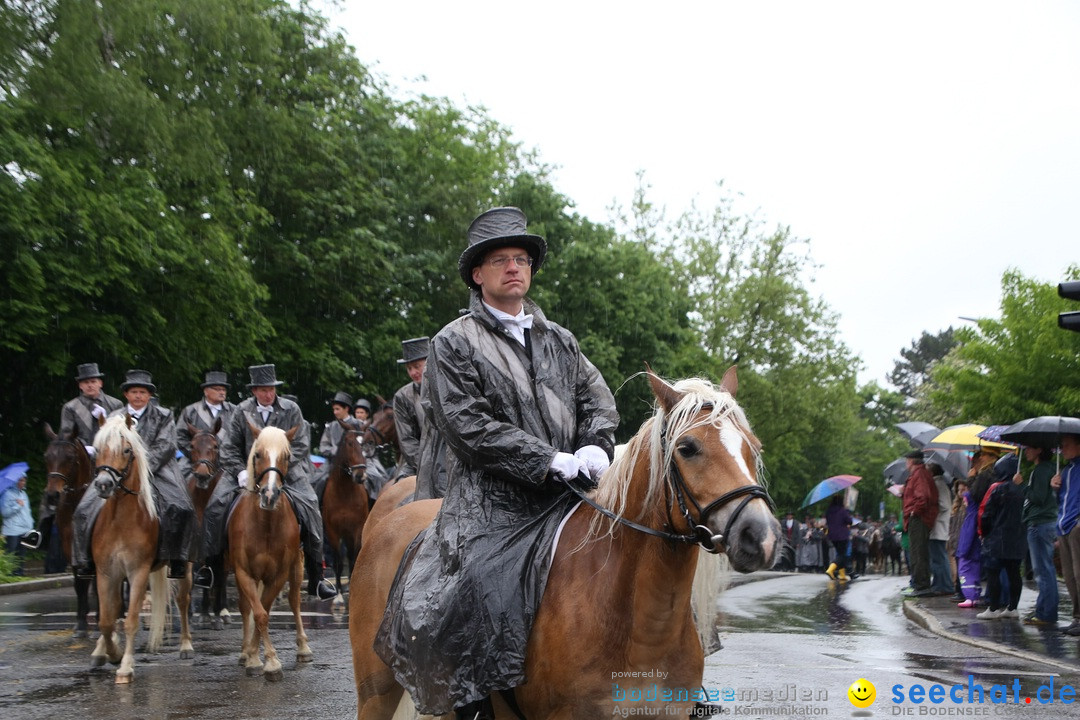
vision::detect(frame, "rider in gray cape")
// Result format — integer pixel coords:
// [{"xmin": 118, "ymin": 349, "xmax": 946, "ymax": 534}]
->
[
  {"xmin": 197, "ymin": 364, "xmax": 337, "ymax": 600},
  {"xmin": 375, "ymin": 207, "xmax": 618, "ymax": 718}
]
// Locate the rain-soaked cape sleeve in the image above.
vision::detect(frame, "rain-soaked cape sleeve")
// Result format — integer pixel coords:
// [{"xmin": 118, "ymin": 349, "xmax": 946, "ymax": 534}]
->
[{"xmin": 374, "ymin": 295, "xmax": 617, "ymax": 715}]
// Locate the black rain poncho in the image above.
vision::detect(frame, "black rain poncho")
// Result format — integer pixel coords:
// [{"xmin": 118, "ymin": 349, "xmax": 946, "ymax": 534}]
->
[{"xmin": 374, "ymin": 293, "xmax": 618, "ymax": 715}]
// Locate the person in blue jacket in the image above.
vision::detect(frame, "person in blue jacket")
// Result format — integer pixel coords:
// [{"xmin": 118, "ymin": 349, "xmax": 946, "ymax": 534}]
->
[{"xmin": 1052, "ymin": 434, "xmax": 1080, "ymax": 635}]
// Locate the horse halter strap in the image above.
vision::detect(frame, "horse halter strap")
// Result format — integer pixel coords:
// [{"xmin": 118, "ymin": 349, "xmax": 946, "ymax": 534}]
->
[
  {"xmin": 47, "ymin": 439, "xmax": 85, "ymax": 493},
  {"xmin": 189, "ymin": 431, "xmax": 220, "ymax": 477},
  {"xmin": 250, "ymin": 464, "xmax": 286, "ymax": 491},
  {"xmin": 95, "ymin": 457, "xmax": 139, "ymax": 497}
]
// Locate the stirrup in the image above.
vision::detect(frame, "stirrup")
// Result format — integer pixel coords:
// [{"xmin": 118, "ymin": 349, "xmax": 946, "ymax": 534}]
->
[
  {"xmin": 20, "ymin": 530, "xmax": 41, "ymax": 550},
  {"xmin": 193, "ymin": 565, "xmax": 214, "ymax": 589}
]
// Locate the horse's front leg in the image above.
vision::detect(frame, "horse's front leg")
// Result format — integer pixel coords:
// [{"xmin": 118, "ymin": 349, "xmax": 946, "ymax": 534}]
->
[
  {"xmin": 290, "ymin": 552, "xmax": 312, "ymax": 663},
  {"xmin": 233, "ymin": 567, "xmax": 262, "ymax": 673},
  {"xmin": 177, "ymin": 564, "xmax": 194, "ymax": 659},
  {"xmin": 91, "ymin": 574, "xmax": 121, "ymax": 667},
  {"xmin": 257, "ymin": 576, "xmax": 285, "ymax": 681},
  {"xmin": 74, "ymin": 574, "xmax": 92, "ymax": 638},
  {"xmin": 116, "ymin": 565, "xmax": 150, "ymax": 684}
]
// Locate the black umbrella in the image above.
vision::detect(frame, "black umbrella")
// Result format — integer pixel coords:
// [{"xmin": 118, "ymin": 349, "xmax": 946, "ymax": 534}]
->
[
  {"xmin": 999, "ymin": 416, "xmax": 1080, "ymax": 447},
  {"xmin": 883, "ymin": 458, "xmax": 909, "ymax": 486},
  {"xmin": 896, "ymin": 422, "xmax": 940, "ymax": 449}
]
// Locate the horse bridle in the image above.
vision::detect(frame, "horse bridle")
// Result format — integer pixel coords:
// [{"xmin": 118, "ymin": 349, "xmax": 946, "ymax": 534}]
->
[
  {"xmin": 569, "ymin": 413, "xmax": 775, "ymax": 554},
  {"xmin": 46, "ymin": 439, "xmax": 88, "ymax": 494},
  {"xmin": 361, "ymin": 411, "xmax": 393, "ymax": 459},
  {"xmin": 95, "ymin": 447, "xmax": 139, "ymax": 497},
  {"xmin": 247, "ymin": 464, "xmax": 288, "ymax": 492},
  {"xmin": 188, "ymin": 430, "xmax": 221, "ymax": 481}
]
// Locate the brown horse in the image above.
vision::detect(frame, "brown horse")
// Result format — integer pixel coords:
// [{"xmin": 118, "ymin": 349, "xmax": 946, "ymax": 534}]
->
[
  {"xmin": 175, "ymin": 418, "xmax": 227, "ymax": 659},
  {"xmin": 43, "ymin": 424, "xmax": 97, "ymax": 637},
  {"xmin": 226, "ymin": 424, "xmax": 312, "ymax": 681},
  {"xmin": 361, "ymin": 475, "xmax": 416, "ymax": 546},
  {"xmin": 350, "ymin": 368, "xmax": 782, "ymax": 719},
  {"xmin": 360, "ymin": 398, "xmax": 399, "ymax": 467},
  {"xmin": 88, "ymin": 415, "xmax": 171, "ymax": 684},
  {"xmin": 322, "ymin": 419, "xmax": 369, "ymax": 597}
]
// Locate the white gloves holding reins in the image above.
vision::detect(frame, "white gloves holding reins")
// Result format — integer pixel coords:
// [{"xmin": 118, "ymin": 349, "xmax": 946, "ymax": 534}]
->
[
  {"xmin": 550, "ymin": 444, "xmax": 610, "ymax": 492},
  {"xmin": 574, "ymin": 445, "xmax": 610, "ymax": 480}
]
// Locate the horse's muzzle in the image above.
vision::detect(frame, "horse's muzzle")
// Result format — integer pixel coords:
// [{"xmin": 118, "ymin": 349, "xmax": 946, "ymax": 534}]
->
[
  {"xmin": 191, "ymin": 471, "xmax": 214, "ymax": 490},
  {"xmin": 723, "ymin": 504, "xmax": 782, "ymax": 573},
  {"xmin": 95, "ymin": 476, "xmax": 116, "ymax": 499},
  {"xmin": 258, "ymin": 484, "xmax": 281, "ymax": 511}
]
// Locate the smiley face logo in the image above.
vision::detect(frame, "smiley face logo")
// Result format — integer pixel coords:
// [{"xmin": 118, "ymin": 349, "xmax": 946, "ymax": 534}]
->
[{"xmin": 847, "ymin": 678, "xmax": 876, "ymax": 708}]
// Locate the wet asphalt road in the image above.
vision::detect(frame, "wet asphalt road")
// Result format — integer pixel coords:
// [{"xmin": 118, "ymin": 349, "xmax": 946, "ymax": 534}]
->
[{"xmin": 1, "ymin": 573, "xmax": 1077, "ymax": 718}]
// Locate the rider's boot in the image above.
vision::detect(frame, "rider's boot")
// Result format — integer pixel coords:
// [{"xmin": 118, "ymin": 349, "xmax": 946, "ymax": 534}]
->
[
  {"xmin": 455, "ymin": 698, "xmax": 495, "ymax": 720},
  {"xmin": 824, "ymin": 562, "xmax": 837, "ymax": 580},
  {"xmin": 305, "ymin": 556, "xmax": 337, "ymax": 600}
]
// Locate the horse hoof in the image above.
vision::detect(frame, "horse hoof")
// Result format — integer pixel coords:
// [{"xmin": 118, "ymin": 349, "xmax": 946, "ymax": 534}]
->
[
  {"xmin": 296, "ymin": 652, "xmax": 313, "ymax": 664},
  {"xmin": 115, "ymin": 672, "xmax": 133, "ymax": 685},
  {"xmin": 265, "ymin": 669, "xmax": 284, "ymax": 682},
  {"xmin": 180, "ymin": 649, "xmax": 194, "ymax": 660},
  {"xmin": 90, "ymin": 655, "xmax": 106, "ymax": 668},
  {"xmin": 74, "ymin": 629, "xmax": 88, "ymax": 639},
  {"xmin": 245, "ymin": 665, "xmax": 263, "ymax": 676},
  {"xmin": 212, "ymin": 618, "xmax": 223, "ymax": 631}
]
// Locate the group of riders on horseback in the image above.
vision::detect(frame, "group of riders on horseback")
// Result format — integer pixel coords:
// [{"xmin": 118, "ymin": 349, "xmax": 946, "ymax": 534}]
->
[{"xmin": 50, "ymin": 207, "xmax": 783, "ymax": 718}]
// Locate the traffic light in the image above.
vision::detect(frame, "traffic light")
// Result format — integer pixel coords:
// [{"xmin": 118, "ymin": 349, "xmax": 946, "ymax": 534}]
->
[{"xmin": 1060, "ymin": 281, "xmax": 1080, "ymax": 333}]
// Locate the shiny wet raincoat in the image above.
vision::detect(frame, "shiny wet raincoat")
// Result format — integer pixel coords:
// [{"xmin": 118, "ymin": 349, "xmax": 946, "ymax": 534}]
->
[{"xmin": 374, "ymin": 293, "xmax": 618, "ymax": 714}]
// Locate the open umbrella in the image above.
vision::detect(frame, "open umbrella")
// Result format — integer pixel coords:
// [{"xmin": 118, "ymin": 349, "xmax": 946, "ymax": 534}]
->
[
  {"xmin": 883, "ymin": 458, "xmax": 909, "ymax": 486},
  {"xmin": 976, "ymin": 425, "xmax": 1013, "ymax": 444},
  {"xmin": 1000, "ymin": 416, "xmax": 1080, "ymax": 447},
  {"xmin": 925, "ymin": 424, "xmax": 1016, "ymax": 452},
  {"xmin": 896, "ymin": 422, "xmax": 940, "ymax": 449},
  {"xmin": 887, "ymin": 484, "xmax": 904, "ymax": 498},
  {"xmin": 800, "ymin": 474, "xmax": 861, "ymax": 509},
  {"xmin": 0, "ymin": 461, "xmax": 29, "ymax": 497}
]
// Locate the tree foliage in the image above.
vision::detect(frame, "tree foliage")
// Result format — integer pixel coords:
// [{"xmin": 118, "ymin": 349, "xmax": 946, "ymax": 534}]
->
[
  {"xmin": 925, "ymin": 267, "xmax": 1080, "ymax": 424},
  {"xmin": 888, "ymin": 328, "xmax": 957, "ymax": 403}
]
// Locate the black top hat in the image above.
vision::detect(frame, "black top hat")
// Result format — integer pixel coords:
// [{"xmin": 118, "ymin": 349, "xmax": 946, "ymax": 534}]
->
[
  {"xmin": 458, "ymin": 207, "xmax": 547, "ymax": 290},
  {"xmin": 74, "ymin": 363, "xmax": 105, "ymax": 382},
  {"xmin": 200, "ymin": 370, "xmax": 231, "ymax": 389},
  {"xmin": 119, "ymin": 369, "xmax": 157, "ymax": 393},
  {"xmin": 354, "ymin": 398, "xmax": 372, "ymax": 412},
  {"xmin": 246, "ymin": 364, "xmax": 284, "ymax": 388},
  {"xmin": 330, "ymin": 391, "xmax": 353, "ymax": 408},
  {"xmin": 398, "ymin": 337, "xmax": 430, "ymax": 365}
]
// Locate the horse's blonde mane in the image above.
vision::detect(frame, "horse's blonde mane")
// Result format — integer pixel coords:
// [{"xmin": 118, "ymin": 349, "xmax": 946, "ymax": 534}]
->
[
  {"xmin": 588, "ymin": 376, "xmax": 763, "ymax": 540},
  {"xmin": 246, "ymin": 426, "xmax": 292, "ymax": 491},
  {"xmin": 94, "ymin": 415, "xmax": 157, "ymax": 519}
]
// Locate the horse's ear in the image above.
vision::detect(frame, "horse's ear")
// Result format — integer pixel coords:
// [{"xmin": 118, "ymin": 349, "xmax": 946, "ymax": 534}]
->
[
  {"xmin": 285, "ymin": 424, "xmax": 300, "ymax": 442},
  {"xmin": 338, "ymin": 417, "xmax": 354, "ymax": 431},
  {"xmin": 720, "ymin": 365, "xmax": 738, "ymax": 398},
  {"xmin": 211, "ymin": 416, "xmax": 222, "ymax": 435},
  {"xmin": 66, "ymin": 425, "xmax": 79, "ymax": 441},
  {"xmin": 99, "ymin": 413, "xmax": 108, "ymax": 428},
  {"xmin": 187, "ymin": 421, "xmax": 201, "ymax": 437},
  {"xmin": 124, "ymin": 413, "xmax": 135, "ymax": 429},
  {"xmin": 646, "ymin": 366, "xmax": 683, "ymax": 414},
  {"xmin": 44, "ymin": 423, "xmax": 57, "ymax": 440},
  {"xmin": 375, "ymin": 394, "xmax": 387, "ymax": 407},
  {"xmin": 247, "ymin": 418, "xmax": 261, "ymax": 437}
]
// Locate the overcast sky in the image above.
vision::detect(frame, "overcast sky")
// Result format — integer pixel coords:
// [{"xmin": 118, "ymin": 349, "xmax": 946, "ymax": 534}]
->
[{"xmin": 322, "ymin": 1, "xmax": 1080, "ymax": 386}]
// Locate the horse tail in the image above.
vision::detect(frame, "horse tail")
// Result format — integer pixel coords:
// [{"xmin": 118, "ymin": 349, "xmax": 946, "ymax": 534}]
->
[
  {"xmin": 691, "ymin": 550, "xmax": 731, "ymax": 654},
  {"xmin": 390, "ymin": 691, "xmax": 422, "ymax": 720},
  {"xmin": 145, "ymin": 566, "xmax": 172, "ymax": 653}
]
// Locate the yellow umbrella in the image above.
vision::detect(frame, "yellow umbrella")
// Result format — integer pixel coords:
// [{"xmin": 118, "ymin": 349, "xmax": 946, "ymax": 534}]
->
[{"xmin": 925, "ymin": 424, "xmax": 1016, "ymax": 451}]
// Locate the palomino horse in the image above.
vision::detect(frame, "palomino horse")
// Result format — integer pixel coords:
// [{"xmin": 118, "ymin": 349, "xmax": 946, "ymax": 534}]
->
[
  {"xmin": 350, "ymin": 368, "xmax": 782, "ymax": 719},
  {"xmin": 226, "ymin": 424, "xmax": 312, "ymax": 681},
  {"xmin": 175, "ymin": 419, "xmax": 228, "ymax": 661},
  {"xmin": 89, "ymin": 415, "xmax": 171, "ymax": 684},
  {"xmin": 322, "ymin": 419, "xmax": 369, "ymax": 596},
  {"xmin": 43, "ymin": 424, "xmax": 97, "ymax": 637}
]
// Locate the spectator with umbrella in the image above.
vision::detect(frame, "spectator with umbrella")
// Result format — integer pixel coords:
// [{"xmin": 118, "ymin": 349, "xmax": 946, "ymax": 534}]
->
[
  {"xmin": 1012, "ymin": 445, "xmax": 1059, "ymax": 626},
  {"xmin": 976, "ymin": 454, "xmax": 1026, "ymax": 620},
  {"xmin": 902, "ymin": 450, "xmax": 938, "ymax": 597},
  {"xmin": 928, "ymin": 462, "xmax": 954, "ymax": 595},
  {"xmin": 1, "ymin": 464, "xmax": 35, "ymax": 576},
  {"xmin": 824, "ymin": 495, "xmax": 853, "ymax": 582},
  {"xmin": 1052, "ymin": 433, "xmax": 1080, "ymax": 635}
]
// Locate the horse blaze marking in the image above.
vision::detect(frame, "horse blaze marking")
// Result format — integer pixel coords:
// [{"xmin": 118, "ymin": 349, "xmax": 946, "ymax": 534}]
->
[{"xmin": 719, "ymin": 423, "xmax": 753, "ymax": 483}]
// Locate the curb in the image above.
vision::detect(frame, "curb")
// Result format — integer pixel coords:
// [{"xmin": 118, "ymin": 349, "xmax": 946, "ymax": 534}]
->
[
  {"xmin": 0, "ymin": 574, "xmax": 74, "ymax": 596},
  {"xmin": 903, "ymin": 598, "xmax": 1078, "ymax": 673}
]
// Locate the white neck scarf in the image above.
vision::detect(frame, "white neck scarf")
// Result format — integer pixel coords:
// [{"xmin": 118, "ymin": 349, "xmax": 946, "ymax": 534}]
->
[{"xmin": 483, "ymin": 301, "xmax": 533, "ymax": 347}]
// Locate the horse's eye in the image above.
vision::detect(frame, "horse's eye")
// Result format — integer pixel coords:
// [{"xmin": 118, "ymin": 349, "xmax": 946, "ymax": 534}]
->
[
  {"xmin": 123, "ymin": 447, "xmax": 132, "ymax": 456},
  {"xmin": 677, "ymin": 439, "xmax": 700, "ymax": 458}
]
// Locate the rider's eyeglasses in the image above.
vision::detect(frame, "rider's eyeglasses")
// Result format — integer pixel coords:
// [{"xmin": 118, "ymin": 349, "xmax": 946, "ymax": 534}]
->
[{"xmin": 485, "ymin": 255, "xmax": 533, "ymax": 269}]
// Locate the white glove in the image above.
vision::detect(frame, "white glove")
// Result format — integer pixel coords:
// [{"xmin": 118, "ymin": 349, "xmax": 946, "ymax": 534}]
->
[
  {"xmin": 90, "ymin": 404, "xmax": 107, "ymax": 419},
  {"xmin": 83, "ymin": 445, "xmax": 96, "ymax": 458},
  {"xmin": 575, "ymin": 445, "xmax": 610, "ymax": 480},
  {"xmin": 236, "ymin": 469, "xmax": 248, "ymax": 487},
  {"xmin": 550, "ymin": 451, "xmax": 587, "ymax": 481}
]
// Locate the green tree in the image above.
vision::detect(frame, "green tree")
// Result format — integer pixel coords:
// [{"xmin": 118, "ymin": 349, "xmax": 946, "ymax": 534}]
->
[
  {"xmin": 888, "ymin": 329, "xmax": 957, "ymax": 405},
  {"xmin": 926, "ymin": 267, "xmax": 1080, "ymax": 424}
]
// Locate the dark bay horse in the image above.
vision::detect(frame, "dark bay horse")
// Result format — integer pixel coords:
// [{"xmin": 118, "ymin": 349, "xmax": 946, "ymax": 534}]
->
[
  {"xmin": 89, "ymin": 415, "xmax": 171, "ymax": 684},
  {"xmin": 43, "ymin": 424, "xmax": 96, "ymax": 637},
  {"xmin": 175, "ymin": 419, "xmax": 227, "ymax": 658},
  {"xmin": 226, "ymin": 424, "xmax": 312, "ymax": 680},
  {"xmin": 361, "ymin": 398, "xmax": 399, "ymax": 467},
  {"xmin": 322, "ymin": 419, "xmax": 369, "ymax": 597},
  {"xmin": 350, "ymin": 368, "xmax": 782, "ymax": 719}
]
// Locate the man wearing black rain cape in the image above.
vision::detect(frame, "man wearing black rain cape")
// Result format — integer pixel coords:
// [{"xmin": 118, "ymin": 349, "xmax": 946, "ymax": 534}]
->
[{"xmin": 374, "ymin": 207, "xmax": 619, "ymax": 719}]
